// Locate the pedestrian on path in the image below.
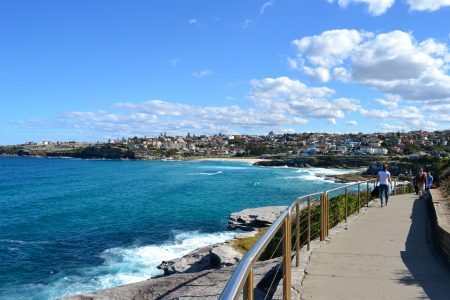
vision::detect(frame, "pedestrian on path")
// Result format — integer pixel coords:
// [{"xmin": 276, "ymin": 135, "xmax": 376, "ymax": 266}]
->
[
  {"xmin": 413, "ymin": 176, "xmax": 419, "ymax": 195},
  {"xmin": 426, "ymin": 171, "xmax": 433, "ymax": 193},
  {"xmin": 377, "ymin": 163, "xmax": 392, "ymax": 207},
  {"xmin": 417, "ymin": 168, "xmax": 427, "ymax": 198}
]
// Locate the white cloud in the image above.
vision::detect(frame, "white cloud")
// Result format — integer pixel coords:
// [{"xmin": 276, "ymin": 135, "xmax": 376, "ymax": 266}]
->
[
  {"xmin": 360, "ymin": 106, "xmax": 423, "ymax": 121},
  {"xmin": 346, "ymin": 120, "xmax": 358, "ymax": 126},
  {"xmin": 375, "ymin": 98, "xmax": 399, "ymax": 108},
  {"xmin": 303, "ymin": 66, "xmax": 331, "ymax": 82},
  {"xmin": 326, "ymin": 0, "xmax": 395, "ymax": 15},
  {"xmin": 377, "ymin": 122, "xmax": 407, "ymax": 131},
  {"xmin": 328, "ymin": 118, "xmax": 337, "ymax": 124},
  {"xmin": 242, "ymin": 18, "xmax": 255, "ymax": 29},
  {"xmin": 327, "ymin": 0, "xmax": 450, "ymax": 14},
  {"xmin": 406, "ymin": 0, "xmax": 450, "ymax": 11},
  {"xmin": 292, "ymin": 29, "xmax": 367, "ymax": 69},
  {"xmin": 287, "ymin": 57, "xmax": 299, "ymax": 70},
  {"xmin": 291, "ymin": 29, "xmax": 450, "ymax": 101},
  {"xmin": 359, "ymin": 104, "xmax": 440, "ymax": 131},
  {"xmin": 53, "ymin": 77, "xmax": 367, "ymax": 138},
  {"xmin": 188, "ymin": 18, "xmax": 200, "ymax": 26},
  {"xmin": 192, "ymin": 69, "xmax": 214, "ymax": 78},
  {"xmin": 260, "ymin": 1, "xmax": 274, "ymax": 15},
  {"xmin": 248, "ymin": 77, "xmax": 360, "ymax": 119}
]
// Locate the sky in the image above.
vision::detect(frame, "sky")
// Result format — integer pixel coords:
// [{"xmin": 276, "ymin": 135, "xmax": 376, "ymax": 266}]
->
[{"xmin": 1, "ymin": 0, "xmax": 450, "ymax": 144}]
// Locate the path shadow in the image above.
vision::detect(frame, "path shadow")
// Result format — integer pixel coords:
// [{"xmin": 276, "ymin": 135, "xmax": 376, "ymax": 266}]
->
[{"xmin": 399, "ymin": 196, "xmax": 450, "ymax": 299}]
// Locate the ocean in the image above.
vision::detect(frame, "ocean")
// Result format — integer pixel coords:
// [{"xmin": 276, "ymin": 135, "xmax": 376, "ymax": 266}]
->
[{"xmin": 0, "ymin": 157, "xmax": 356, "ymax": 299}]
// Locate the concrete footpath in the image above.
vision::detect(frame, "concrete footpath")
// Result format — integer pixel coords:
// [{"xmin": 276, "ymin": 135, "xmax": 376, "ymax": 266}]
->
[{"xmin": 300, "ymin": 193, "xmax": 450, "ymax": 300}]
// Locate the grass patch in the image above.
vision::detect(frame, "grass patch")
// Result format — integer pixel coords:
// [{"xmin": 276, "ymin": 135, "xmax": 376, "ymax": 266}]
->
[{"xmin": 231, "ymin": 227, "xmax": 269, "ymax": 254}]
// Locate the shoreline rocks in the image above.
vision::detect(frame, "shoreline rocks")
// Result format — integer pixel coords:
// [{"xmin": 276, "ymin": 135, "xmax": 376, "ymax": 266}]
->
[
  {"xmin": 67, "ymin": 206, "xmax": 287, "ymax": 299},
  {"xmin": 228, "ymin": 206, "xmax": 288, "ymax": 231},
  {"xmin": 157, "ymin": 242, "xmax": 244, "ymax": 276}
]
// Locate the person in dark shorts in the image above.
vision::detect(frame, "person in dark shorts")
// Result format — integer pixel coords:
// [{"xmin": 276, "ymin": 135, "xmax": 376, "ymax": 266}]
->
[{"xmin": 377, "ymin": 163, "xmax": 392, "ymax": 207}]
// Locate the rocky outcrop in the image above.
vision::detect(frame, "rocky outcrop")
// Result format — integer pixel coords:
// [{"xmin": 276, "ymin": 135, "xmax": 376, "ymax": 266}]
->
[
  {"xmin": 65, "ymin": 258, "xmax": 283, "ymax": 300},
  {"xmin": 157, "ymin": 246, "xmax": 212, "ymax": 275},
  {"xmin": 228, "ymin": 206, "xmax": 287, "ymax": 231},
  {"xmin": 209, "ymin": 243, "xmax": 243, "ymax": 267},
  {"xmin": 157, "ymin": 242, "xmax": 243, "ymax": 275}
]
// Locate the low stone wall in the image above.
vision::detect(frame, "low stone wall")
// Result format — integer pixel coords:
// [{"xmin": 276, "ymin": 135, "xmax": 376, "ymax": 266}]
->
[{"xmin": 428, "ymin": 190, "xmax": 450, "ymax": 267}]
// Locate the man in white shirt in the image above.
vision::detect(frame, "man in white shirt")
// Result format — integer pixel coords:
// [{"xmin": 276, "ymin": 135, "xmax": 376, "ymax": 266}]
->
[{"xmin": 377, "ymin": 163, "xmax": 392, "ymax": 207}]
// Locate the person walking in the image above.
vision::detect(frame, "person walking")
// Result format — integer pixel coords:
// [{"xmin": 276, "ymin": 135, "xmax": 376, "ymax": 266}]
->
[
  {"xmin": 426, "ymin": 171, "xmax": 433, "ymax": 193},
  {"xmin": 377, "ymin": 163, "xmax": 392, "ymax": 207},
  {"xmin": 417, "ymin": 168, "xmax": 427, "ymax": 198},
  {"xmin": 413, "ymin": 175, "xmax": 419, "ymax": 195}
]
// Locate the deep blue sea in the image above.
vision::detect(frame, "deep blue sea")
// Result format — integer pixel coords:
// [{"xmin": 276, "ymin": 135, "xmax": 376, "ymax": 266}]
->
[{"xmin": 0, "ymin": 157, "xmax": 355, "ymax": 299}]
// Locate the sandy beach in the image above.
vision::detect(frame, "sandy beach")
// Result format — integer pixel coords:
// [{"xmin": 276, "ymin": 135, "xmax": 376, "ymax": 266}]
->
[{"xmin": 193, "ymin": 157, "xmax": 264, "ymax": 164}]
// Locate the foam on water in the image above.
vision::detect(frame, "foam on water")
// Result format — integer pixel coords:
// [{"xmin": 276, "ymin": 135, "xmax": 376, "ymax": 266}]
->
[
  {"xmin": 192, "ymin": 171, "xmax": 224, "ymax": 176},
  {"xmin": 285, "ymin": 168, "xmax": 360, "ymax": 183},
  {"xmin": 297, "ymin": 167, "xmax": 360, "ymax": 176},
  {"xmin": 25, "ymin": 230, "xmax": 235, "ymax": 299}
]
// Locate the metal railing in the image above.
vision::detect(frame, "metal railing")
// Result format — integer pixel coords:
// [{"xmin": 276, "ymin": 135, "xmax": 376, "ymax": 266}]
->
[{"xmin": 220, "ymin": 178, "xmax": 412, "ymax": 300}]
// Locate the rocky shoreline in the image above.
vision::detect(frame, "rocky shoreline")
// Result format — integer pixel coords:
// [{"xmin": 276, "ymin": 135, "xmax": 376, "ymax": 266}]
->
[{"xmin": 66, "ymin": 206, "xmax": 287, "ymax": 299}]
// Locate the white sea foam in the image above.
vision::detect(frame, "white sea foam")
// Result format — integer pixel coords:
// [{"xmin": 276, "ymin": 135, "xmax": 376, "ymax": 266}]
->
[
  {"xmin": 192, "ymin": 171, "xmax": 224, "ymax": 176},
  {"xmin": 0, "ymin": 239, "xmax": 50, "ymax": 245},
  {"xmin": 296, "ymin": 168, "xmax": 360, "ymax": 176},
  {"xmin": 39, "ymin": 230, "xmax": 235, "ymax": 299},
  {"xmin": 284, "ymin": 174, "xmax": 335, "ymax": 183},
  {"xmin": 285, "ymin": 168, "xmax": 360, "ymax": 183}
]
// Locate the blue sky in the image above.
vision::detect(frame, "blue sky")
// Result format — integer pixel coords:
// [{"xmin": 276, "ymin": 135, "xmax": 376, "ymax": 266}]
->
[{"xmin": 1, "ymin": 0, "xmax": 450, "ymax": 144}]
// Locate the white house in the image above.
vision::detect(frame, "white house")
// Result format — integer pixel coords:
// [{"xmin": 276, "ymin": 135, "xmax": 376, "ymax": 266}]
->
[{"xmin": 360, "ymin": 146, "xmax": 388, "ymax": 155}]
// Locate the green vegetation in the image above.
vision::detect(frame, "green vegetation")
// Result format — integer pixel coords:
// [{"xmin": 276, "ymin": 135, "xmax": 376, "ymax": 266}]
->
[
  {"xmin": 231, "ymin": 228, "xmax": 269, "ymax": 254},
  {"xmin": 434, "ymin": 158, "xmax": 450, "ymax": 197}
]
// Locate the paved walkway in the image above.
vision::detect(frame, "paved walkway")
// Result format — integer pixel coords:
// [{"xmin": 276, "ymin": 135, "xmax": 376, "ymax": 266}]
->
[{"xmin": 300, "ymin": 193, "xmax": 450, "ymax": 300}]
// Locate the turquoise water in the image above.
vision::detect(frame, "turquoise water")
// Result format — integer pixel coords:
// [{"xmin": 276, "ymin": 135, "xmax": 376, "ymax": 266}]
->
[{"xmin": 0, "ymin": 157, "xmax": 353, "ymax": 299}]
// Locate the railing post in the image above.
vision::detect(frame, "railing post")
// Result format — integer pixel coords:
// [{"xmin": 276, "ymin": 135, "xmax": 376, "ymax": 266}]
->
[
  {"xmin": 320, "ymin": 194, "xmax": 324, "ymax": 241},
  {"xmin": 366, "ymin": 182, "xmax": 369, "ymax": 207},
  {"xmin": 325, "ymin": 192, "xmax": 329, "ymax": 238},
  {"xmin": 357, "ymin": 183, "xmax": 360, "ymax": 213},
  {"xmin": 283, "ymin": 215, "xmax": 292, "ymax": 300},
  {"xmin": 295, "ymin": 202, "xmax": 300, "ymax": 267},
  {"xmin": 345, "ymin": 187, "xmax": 348, "ymax": 225},
  {"xmin": 243, "ymin": 269, "xmax": 254, "ymax": 300},
  {"xmin": 307, "ymin": 196, "xmax": 311, "ymax": 251},
  {"xmin": 394, "ymin": 180, "xmax": 397, "ymax": 195}
]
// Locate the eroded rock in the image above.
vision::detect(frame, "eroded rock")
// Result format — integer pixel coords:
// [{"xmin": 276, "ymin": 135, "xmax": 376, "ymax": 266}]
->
[
  {"xmin": 228, "ymin": 206, "xmax": 287, "ymax": 231},
  {"xmin": 209, "ymin": 243, "xmax": 243, "ymax": 267}
]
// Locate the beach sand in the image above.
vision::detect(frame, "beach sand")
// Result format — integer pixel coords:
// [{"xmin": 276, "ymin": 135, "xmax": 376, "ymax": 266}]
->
[{"xmin": 193, "ymin": 157, "xmax": 264, "ymax": 164}]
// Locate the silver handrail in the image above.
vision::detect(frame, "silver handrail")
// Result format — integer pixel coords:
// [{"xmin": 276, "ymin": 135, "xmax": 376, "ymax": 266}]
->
[{"xmin": 220, "ymin": 178, "xmax": 401, "ymax": 300}]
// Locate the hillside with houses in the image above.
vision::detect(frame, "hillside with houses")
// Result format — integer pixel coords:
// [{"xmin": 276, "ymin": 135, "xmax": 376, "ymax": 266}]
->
[{"xmin": 1, "ymin": 130, "xmax": 449, "ymax": 160}]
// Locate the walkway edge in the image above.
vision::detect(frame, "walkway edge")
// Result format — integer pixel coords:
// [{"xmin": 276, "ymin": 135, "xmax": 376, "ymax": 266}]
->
[{"xmin": 429, "ymin": 189, "xmax": 450, "ymax": 267}]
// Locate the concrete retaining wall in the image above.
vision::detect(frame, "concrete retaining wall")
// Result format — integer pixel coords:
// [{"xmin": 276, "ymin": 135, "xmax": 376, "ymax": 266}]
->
[{"xmin": 428, "ymin": 190, "xmax": 450, "ymax": 267}]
